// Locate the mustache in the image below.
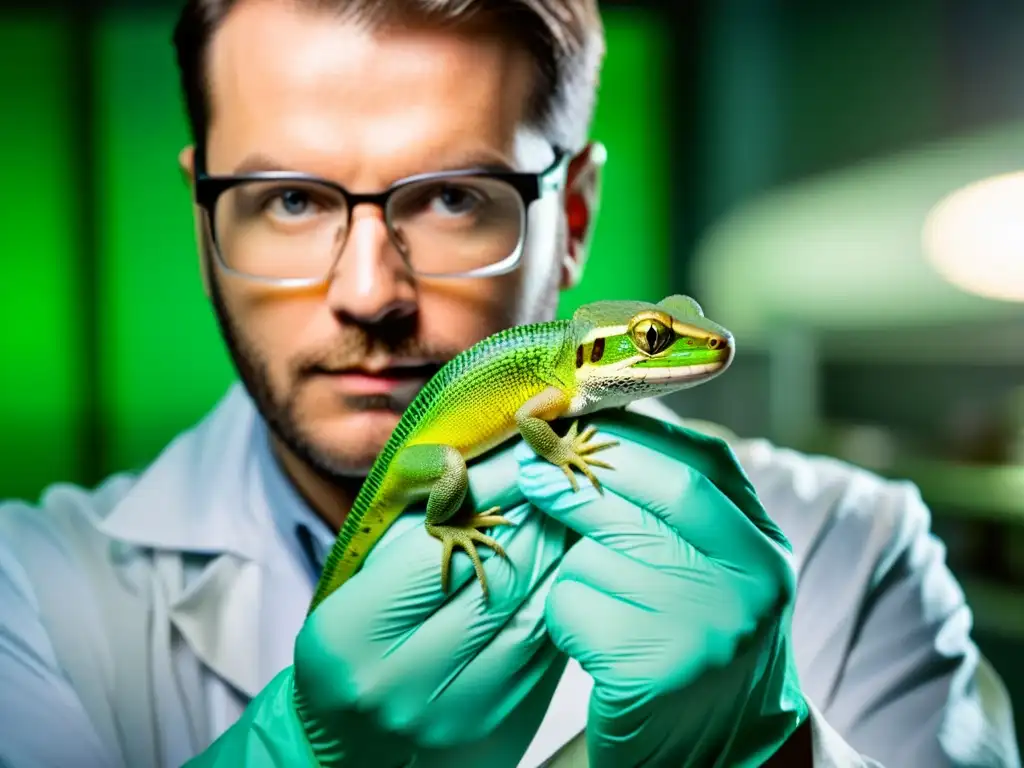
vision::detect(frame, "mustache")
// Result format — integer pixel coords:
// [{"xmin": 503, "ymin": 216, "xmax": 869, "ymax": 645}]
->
[{"xmin": 292, "ymin": 326, "xmax": 461, "ymax": 375}]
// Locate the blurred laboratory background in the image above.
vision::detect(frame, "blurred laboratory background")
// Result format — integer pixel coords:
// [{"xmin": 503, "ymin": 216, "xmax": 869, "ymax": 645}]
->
[{"xmin": 3, "ymin": 0, "xmax": 1024, "ymax": 745}]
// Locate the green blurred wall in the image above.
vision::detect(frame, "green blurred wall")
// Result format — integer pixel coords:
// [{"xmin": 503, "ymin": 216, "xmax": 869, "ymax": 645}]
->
[
  {"xmin": 0, "ymin": 8, "xmax": 670, "ymax": 500},
  {"xmin": 0, "ymin": 19, "xmax": 84, "ymax": 501}
]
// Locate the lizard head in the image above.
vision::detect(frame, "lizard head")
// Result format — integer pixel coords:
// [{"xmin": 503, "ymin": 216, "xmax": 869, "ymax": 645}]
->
[{"xmin": 565, "ymin": 294, "xmax": 734, "ymax": 414}]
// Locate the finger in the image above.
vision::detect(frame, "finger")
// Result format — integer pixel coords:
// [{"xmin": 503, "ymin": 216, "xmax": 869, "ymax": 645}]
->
[
  {"xmin": 414, "ymin": 644, "xmax": 569, "ymax": 759},
  {"xmin": 519, "ymin": 459, "xmax": 701, "ymax": 571},
  {"xmin": 578, "ymin": 410, "xmax": 790, "ymax": 551},
  {"xmin": 587, "ymin": 641, "xmax": 765, "ymax": 766},
  {"xmin": 545, "ymin": 541, "xmax": 764, "ymax": 695},
  {"xmin": 518, "ymin": 445, "xmax": 773, "ymax": 567},
  {"xmin": 336, "ymin": 508, "xmax": 567, "ymax": 729},
  {"xmin": 544, "ymin": 576, "xmax": 681, "ymax": 692},
  {"xmin": 416, "ymin": 566, "xmax": 565, "ymax": 745},
  {"xmin": 317, "ymin": 498, "xmax": 539, "ymax": 644},
  {"xmin": 554, "ymin": 536, "xmax": 772, "ymax": 649}
]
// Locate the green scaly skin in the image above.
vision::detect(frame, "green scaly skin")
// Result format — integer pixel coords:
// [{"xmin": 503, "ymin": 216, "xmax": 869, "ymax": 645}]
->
[{"xmin": 307, "ymin": 295, "xmax": 735, "ymax": 614}]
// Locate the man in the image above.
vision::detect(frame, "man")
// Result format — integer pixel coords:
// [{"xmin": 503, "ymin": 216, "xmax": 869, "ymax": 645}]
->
[{"xmin": 0, "ymin": 0, "xmax": 1018, "ymax": 765}]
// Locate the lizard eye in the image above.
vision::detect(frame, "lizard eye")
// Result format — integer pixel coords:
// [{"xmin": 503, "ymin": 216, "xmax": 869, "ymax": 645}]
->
[{"xmin": 631, "ymin": 318, "xmax": 674, "ymax": 355}]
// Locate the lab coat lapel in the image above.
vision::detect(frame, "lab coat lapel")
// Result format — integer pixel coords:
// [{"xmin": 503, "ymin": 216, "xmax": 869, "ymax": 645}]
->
[
  {"xmin": 98, "ymin": 385, "xmax": 264, "ymax": 560},
  {"xmin": 168, "ymin": 553, "xmax": 264, "ymax": 697},
  {"xmin": 98, "ymin": 384, "xmax": 269, "ymax": 699}
]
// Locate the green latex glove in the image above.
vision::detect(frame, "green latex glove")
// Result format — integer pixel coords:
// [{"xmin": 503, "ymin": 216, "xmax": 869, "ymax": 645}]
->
[
  {"xmin": 187, "ymin": 442, "xmax": 570, "ymax": 768},
  {"xmin": 515, "ymin": 408, "xmax": 809, "ymax": 767}
]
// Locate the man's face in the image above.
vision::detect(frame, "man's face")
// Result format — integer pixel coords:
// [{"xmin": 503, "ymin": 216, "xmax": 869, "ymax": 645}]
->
[{"xmin": 182, "ymin": 0, "xmax": 596, "ymax": 480}]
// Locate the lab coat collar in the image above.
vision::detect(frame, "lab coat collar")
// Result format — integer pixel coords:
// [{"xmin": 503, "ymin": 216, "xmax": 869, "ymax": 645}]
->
[
  {"xmin": 168, "ymin": 552, "xmax": 264, "ymax": 698},
  {"xmin": 98, "ymin": 384, "xmax": 264, "ymax": 562},
  {"xmin": 97, "ymin": 384, "xmax": 271, "ymax": 697}
]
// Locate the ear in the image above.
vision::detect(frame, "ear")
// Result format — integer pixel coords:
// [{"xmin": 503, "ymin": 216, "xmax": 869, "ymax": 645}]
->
[
  {"xmin": 178, "ymin": 144, "xmax": 195, "ymax": 184},
  {"xmin": 560, "ymin": 141, "xmax": 606, "ymax": 290},
  {"xmin": 179, "ymin": 144, "xmax": 212, "ymax": 298}
]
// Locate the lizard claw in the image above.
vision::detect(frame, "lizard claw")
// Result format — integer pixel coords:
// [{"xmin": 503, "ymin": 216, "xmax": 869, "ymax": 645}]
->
[
  {"xmin": 427, "ymin": 506, "xmax": 512, "ymax": 597},
  {"xmin": 555, "ymin": 420, "xmax": 619, "ymax": 492}
]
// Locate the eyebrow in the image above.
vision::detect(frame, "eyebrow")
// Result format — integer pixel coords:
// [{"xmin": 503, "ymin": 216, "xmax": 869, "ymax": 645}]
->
[
  {"xmin": 233, "ymin": 154, "xmax": 293, "ymax": 174},
  {"xmin": 231, "ymin": 149, "xmax": 517, "ymax": 179}
]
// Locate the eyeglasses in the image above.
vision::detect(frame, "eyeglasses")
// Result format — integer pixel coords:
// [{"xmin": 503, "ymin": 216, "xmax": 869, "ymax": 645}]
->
[{"xmin": 192, "ymin": 147, "xmax": 570, "ymax": 286}]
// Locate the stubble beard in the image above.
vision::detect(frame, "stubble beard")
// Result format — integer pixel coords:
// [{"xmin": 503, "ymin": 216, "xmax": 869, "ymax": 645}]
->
[{"xmin": 205, "ymin": 260, "xmax": 428, "ymax": 484}]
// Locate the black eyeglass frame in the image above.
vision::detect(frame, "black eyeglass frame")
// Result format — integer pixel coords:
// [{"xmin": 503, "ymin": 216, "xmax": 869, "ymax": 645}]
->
[{"xmin": 192, "ymin": 145, "xmax": 572, "ymax": 286}]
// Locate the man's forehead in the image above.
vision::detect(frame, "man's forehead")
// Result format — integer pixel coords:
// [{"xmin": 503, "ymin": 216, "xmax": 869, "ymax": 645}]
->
[
  {"xmin": 202, "ymin": 0, "xmax": 546, "ymax": 179},
  {"xmin": 205, "ymin": 0, "xmax": 536, "ymax": 106}
]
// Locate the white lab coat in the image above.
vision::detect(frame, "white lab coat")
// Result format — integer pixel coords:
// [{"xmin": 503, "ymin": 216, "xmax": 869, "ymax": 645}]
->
[{"xmin": 0, "ymin": 384, "xmax": 1018, "ymax": 767}]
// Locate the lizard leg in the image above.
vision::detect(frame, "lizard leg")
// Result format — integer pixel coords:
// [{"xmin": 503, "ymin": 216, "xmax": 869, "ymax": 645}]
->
[
  {"xmin": 393, "ymin": 443, "xmax": 513, "ymax": 597},
  {"xmin": 514, "ymin": 386, "xmax": 619, "ymax": 493}
]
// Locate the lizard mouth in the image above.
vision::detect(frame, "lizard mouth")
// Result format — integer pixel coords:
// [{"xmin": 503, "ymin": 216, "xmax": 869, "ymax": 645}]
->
[{"xmin": 632, "ymin": 360, "xmax": 729, "ymax": 383}]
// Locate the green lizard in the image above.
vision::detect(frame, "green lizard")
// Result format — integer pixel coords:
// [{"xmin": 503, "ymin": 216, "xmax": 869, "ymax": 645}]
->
[{"xmin": 307, "ymin": 294, "xmax": 734, "ymax": 614}]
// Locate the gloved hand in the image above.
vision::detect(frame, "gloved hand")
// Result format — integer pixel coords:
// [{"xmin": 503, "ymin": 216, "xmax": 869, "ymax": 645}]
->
[
  {"xmin": 517, "ymin": 408, "xmax": 808, "ymax": 767},
  {"xmin": 187, "ymin": 441, "xmax": 570, "ymax": 768}
]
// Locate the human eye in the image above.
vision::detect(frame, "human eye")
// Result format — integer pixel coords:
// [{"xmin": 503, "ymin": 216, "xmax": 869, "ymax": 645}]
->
[
  {"xmin": 426, "ymin": 183, "xmax": 489, "ymax": 217},
  {"xmin": 264, "ymin": 187, "xmax": 318, "ymax": 219}
]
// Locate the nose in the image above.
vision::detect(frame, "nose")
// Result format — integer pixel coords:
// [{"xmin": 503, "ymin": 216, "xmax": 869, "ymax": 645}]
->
[
  {"xmin": 325, "ymin": 207, "xmax": 416, "ymax": 325},
  {"xmin": 707, "ymin": 332, "xmax": 735, "ymax": 364},
  {"xmin": 707, "ymin": 333, "xmax": 730, "ymax": 351}
]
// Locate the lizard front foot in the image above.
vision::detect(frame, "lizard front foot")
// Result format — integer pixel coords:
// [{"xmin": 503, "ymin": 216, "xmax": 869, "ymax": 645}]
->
[
  {"xmin": 554, "ymin": 421, "xmax": 619, "ymax": 492},
  {"xmin": 427, "ymin": 506, "xmax": 512, "ymax": 597}
]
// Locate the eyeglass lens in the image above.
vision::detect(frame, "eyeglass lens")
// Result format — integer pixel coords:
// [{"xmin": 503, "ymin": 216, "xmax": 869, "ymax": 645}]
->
[{"xmin": 210, "ymin": 175, "xmax": 526, "ymax": 279}]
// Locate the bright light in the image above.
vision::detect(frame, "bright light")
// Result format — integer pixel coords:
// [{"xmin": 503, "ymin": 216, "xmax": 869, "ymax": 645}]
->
[{"xmin": 922, "ymin": 171, "xmax": 1024, "ymax": 302}]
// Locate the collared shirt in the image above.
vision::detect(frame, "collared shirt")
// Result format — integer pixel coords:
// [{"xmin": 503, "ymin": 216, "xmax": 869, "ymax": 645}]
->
[
  {"xmin": 252, "ymin": 418, "xmax": 333, "ymax": 587},
  {"xmin": 0, "ymin": 384, "xmax": 1019, "ymax": 767}
]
